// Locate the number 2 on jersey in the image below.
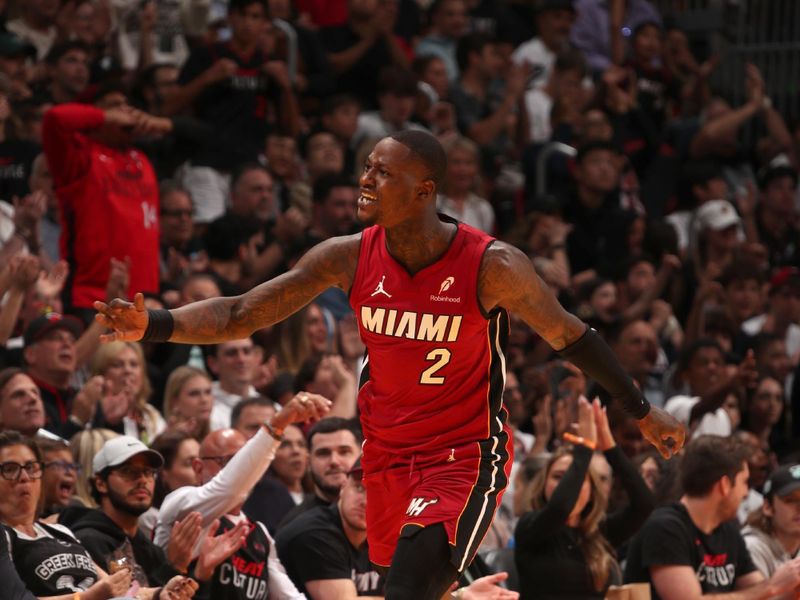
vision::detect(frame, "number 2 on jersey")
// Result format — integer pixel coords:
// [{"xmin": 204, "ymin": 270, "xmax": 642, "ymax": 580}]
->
[{"xmin": 420, "ymin": 348, "xmax": 451, "ymax": 385}]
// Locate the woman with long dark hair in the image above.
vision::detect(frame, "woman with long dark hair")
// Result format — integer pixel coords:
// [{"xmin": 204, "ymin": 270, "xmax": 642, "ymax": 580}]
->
[{"xmin": 515, "ymin": 397, "xmax": 654, "ymax": 599}]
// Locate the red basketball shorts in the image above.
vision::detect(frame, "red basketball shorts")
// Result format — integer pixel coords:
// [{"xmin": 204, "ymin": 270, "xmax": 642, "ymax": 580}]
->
[{"xmin": 362, "ymin": 430, "xmax": 513, "ymax": 573}]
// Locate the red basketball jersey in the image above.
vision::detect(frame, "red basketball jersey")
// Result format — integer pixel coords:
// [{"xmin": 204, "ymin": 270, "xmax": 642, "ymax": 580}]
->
[{"xmin": 349, "ymin": 220, "xmax": 509, "ymax": 456}]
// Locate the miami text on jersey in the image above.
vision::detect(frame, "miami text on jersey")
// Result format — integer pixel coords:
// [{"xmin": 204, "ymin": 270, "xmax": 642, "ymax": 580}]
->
[{"xmin": 360, "ymin": 306, "xmax": 463, "ymax": 342}]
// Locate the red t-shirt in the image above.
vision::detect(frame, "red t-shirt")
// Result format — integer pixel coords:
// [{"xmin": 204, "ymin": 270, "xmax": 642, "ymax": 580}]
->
[
  {"xmin": 42, "ymin": 104, "xmax": 159, "ymax": 308},
  {"xmin": 349, "ymin": 221, "xmax": 510, "ymax": 456}
]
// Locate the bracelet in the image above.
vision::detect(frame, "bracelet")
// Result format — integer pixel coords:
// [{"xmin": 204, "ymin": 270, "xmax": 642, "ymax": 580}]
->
[
  {"xmin": 563, "ymin": 432, "xmax": 597, "ymax": 450},
  {"xmin": 142, "ymin": 309, "xmax": 175, "ymax": 342},
  {"xmin": 262, "ymin": 420, "xmax": 284, "ymax": 441}
]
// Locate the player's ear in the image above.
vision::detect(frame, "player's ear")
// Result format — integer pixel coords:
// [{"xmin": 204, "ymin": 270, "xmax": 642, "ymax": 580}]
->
[{"xmin": 416, "ymin": 179, "xmax": 436, "ymax": 203}]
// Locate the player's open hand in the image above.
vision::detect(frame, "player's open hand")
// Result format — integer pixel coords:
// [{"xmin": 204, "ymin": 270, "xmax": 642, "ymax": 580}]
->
[
  {"xmin": 637, "ymin": 405, "xmax": 686, "ymax": 459},
  {"xmin": 94, "ymin": 292, "xmax": 149, "ymax": 342},
  {"xmin": 459, "ymin": 571, "xmax": 520, "ymax": 599}
]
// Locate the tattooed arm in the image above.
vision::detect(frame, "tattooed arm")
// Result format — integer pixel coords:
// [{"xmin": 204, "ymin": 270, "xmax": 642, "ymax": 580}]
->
[
  {"xmin": 479, "ymin": 242, "xmax": 685, "ymax": 458},
  {"xmin": 95, "ymin": 235, "xmax": 361, "ymax": 344},
  {"xmin": 478, "ymin": 242, "xmax": 585, "ymax": 349}
]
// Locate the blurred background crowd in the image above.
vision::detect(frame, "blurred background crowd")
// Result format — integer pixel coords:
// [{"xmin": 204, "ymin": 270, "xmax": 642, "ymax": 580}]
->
[{"xmin": 0, "ymin": 0, "xmax": 797, "ymax": 597}]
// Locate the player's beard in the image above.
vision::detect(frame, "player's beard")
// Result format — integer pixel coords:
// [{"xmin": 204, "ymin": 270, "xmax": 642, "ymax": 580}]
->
[{"xmin": 106, "ymin": 484, "xmax": 152, "ymax": 517}]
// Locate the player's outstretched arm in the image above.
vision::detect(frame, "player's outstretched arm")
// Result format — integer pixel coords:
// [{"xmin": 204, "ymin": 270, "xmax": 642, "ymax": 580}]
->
[
  {"xmin": 478, "ymin": 242, "xmax": 685, "ymax": 458},
  {"xmin": 94, "ymin": 235, "xmax": 360, "ymax": 345}
]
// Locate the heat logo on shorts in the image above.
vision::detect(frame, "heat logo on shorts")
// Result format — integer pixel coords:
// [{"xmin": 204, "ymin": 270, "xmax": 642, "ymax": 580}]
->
[{"xmin": 406, "ymin": 497, "xmax": 439, "ymax": 517}]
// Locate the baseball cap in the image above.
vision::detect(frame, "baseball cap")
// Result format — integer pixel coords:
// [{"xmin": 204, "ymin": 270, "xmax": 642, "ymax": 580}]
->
[
  {"xmin": 0, "ymin": 33, "xmax": 36, "ymax": 59},
  {"xmin": 534, "ymin": 0, "xmax": 575, "ymax": 13},
  {"xmin": 758, "ymin": 164, "xmax": 798, "ymax": 190},
  {"xmin": 694, "ymin": 199, "xmax": 741, "ymax": 231},
  {"xmin": 763, "ymin": 464, "xmax": 800, "ymax": 499},
  {"xmin": 24, "ymin": 313, "xmax": 84, "ymax": 347},
  {"xmin": 769, "ymin": 266, "xmax": 800, "ymax": 292},
  {"xmin": 93, "ymin": 436, "xmax": 164, "ymax": 475}
]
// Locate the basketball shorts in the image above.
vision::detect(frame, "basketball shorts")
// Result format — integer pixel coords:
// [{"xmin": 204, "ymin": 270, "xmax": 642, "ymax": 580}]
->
[{"xmin": 362, "ymin": 430, "xmax": 513, "ymax": 573}]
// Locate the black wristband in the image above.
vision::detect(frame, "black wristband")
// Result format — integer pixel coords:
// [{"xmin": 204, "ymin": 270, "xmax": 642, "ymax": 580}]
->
[
  {"xmin": 558, "ymin": 327, "xmax": 651, "ymax": 420},
  {"xmin": 142, "ymin": 309, "xmax": 175, "ymax": 342}
]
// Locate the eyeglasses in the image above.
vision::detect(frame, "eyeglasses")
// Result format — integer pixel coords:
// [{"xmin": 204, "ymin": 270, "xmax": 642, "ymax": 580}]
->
[
  {"xmin": 44, "ymin": 460, "xmax": 82, "ymax": 474},
  {"xmin": 161, "ymin": 209, "xmax": 193, "ymax": 218},
  {"xmin": 0, "ymin": 461, "xmax": 44, "ymax": 481},
  {"xmin": 112, "ymin": 466, "xmax": 159, "ymax": 481},
  {"xmin": 200, "ymin": 454, "xmax": 236, "ymax": 468}
]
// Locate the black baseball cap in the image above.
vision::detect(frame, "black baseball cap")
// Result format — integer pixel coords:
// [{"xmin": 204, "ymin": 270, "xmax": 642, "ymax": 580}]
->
[
  {"xmin": 758, "ymin": 164, "xmax": 798, "ymax": 191},
  {"xmin": 534, "ymin": 0, "xmax": 575, "ymax": 13},
  {"xmin": 0, "ymin": 33, "xmax": 36, "ymax": 59},
  {"xmin": 763, "ymin": 464, "xmax": 800, "ymax": 499},
  {"xmin": 24, "ymin": 313, "xmax": 84, "ymax": 346}
]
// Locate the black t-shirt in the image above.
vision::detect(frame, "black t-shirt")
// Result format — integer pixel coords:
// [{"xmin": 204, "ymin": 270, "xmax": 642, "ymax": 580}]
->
[
  {"xmin": 179, "ymin": 42, "xmax": 283, "ymax": 170},
  {"xmin": 0, "ymin": 139, "xmax": 38, "ymax": 201},
  {"xmin": 624, "ymin": 502, "xmax": 757, "ymax": 600},
  {"xmin": 275, "ymin": 504, "xmax": 382, "ymax": 596},
  {"xmin": 0, "ymin": 526, "xmax": 36, "ymax": 600},
  {"xmin": 317, "ymin": 25, "xmax": 396, "ymax": 109},
  {"xmin": 204, "ymin": 515, "xmax": 271, "ymax": 600},
  {"xmin": 7, "ymin": 522, "xmax": 99, "ymax": 595}
]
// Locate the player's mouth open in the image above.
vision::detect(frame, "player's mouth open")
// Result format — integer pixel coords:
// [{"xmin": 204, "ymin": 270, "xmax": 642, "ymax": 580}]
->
[{"xmin": 359, "ymin": 190, "xmax": 377, "ymax": 205}]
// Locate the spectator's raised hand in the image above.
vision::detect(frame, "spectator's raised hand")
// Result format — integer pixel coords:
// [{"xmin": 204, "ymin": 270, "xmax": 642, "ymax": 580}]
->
[
  {"xmin": 194, "ymin": 518, "xmax": 249, "ymax": 581},
  {"xmin": 95, "ymin": 292, "xmax": 149, "ymax": 343},
  {"xmin": 106, "ymin": 257, "xmax": 130, "ymax": 301},
  {"xmin": 745, "ymin": 62, "xmax": 765, "ymax": 107},
  {"xmin": 459, "ymin": 571, "xmax": 520, "ymax": 599},
  {"xmin": 13, "ymin": 191, "xmax": 47, "ymax": 237},
  {"xmin": 504, "ymin": 63, "xmax": 529, "ymax": 102},
  {"xmin": 9, "ymin": 255, "xmax": 41, "ymax": 291},
  {"xmin": 103, "ymin": 105, "xmax": 137, "ymax": 129},
  {"xmin": 99, "ymin": 376, "xmax": 132, "ymax": 425},
  {"xmin": 274, "ymin": 206, "xmax": 308, "ymax": 244},
  {"xmin": 575, "ymin": 396, "xmax": 597, "ymax": 444},
  {"xmin": 37, "ymin": 260, "xmax": 69, "ymax": 298},
  {"xmin": 166, "ymin": 512, "xmax": 203, "ymax": 573},
  {"xmin": 130, "ymin": 109, "xmax": 173, "ymax": 137},
  {"xmin": 734, "ymin": 349, "xmax": 758, "ymax": 390},
  {"xmin": 592, "ymin": 398, "xmax": 615, "ymax": 451},
  {"xmin": 72, "ymin": 375, "xmax": 104, "ymax": 426},
  {"xmin": 272, "ymin": 392, "xmax": 332, "ymax": 429},
  {"xmin": 140, "ymin": 0, "xmax": 157, "ymax": 34}
]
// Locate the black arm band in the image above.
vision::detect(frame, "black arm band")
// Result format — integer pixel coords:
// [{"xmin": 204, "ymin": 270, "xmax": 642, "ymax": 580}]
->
[
  {"xmin": 557, "ymin": 327, "xmax": 651, "ymax": 420},
  {"xmin": 142, "ymin": 309, "xmax": 175, "ymax": 343}
]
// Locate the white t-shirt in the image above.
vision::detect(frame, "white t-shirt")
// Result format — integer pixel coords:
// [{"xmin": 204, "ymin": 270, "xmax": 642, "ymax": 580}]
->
[
  {"xmin": 511, "ymin": 38, "xmax": 554, "ymax": 92},
  {"xmin": 524, "ymin": 88, "xmax": 553, "ymax": 144},
  {"xmin": 664, "ymin": 394, "xmax": 732, "ymax": 438},
  {"xmin": 741, "ymin": 314, "xmax": 800, "ymax": 358}
]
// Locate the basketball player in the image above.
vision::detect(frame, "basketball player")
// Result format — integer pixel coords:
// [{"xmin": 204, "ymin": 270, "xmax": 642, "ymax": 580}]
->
[{"xmin": 95, "ymin": 131, "xmax": 685, "ymax": 600}]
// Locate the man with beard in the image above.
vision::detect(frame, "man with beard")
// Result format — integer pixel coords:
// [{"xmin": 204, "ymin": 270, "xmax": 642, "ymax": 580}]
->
[
  {"xmin": 278, "ymin": 417, "xmax": 361, "ymax": 529},
  {"xmin": 625, "ymin": 435, "xmax": 800, "ymax": 599},
  {"xmin": 70, "ymin": 435, "xmax": 239, "ymax": 588}
]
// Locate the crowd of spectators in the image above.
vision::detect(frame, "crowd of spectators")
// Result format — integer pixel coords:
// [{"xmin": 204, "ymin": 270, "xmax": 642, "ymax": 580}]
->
[{"xmin": 0, "ymin": 0, "xmax": 795, "ymax": 597}]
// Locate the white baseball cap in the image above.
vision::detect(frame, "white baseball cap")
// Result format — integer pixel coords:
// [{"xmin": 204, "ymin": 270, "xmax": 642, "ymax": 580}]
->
[
  {"xmin": 695, "ymin": 199, "xmax": 741, "ymax": 231},
  {"xmin": 92, "ymin": 436, "xmax": 164, "ymax": 475}
]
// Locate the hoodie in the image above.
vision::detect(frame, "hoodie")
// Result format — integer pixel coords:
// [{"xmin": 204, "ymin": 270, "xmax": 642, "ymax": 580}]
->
[{"xmin": 68, "ymin": 508, "xmax": 180, "ymax": 586}]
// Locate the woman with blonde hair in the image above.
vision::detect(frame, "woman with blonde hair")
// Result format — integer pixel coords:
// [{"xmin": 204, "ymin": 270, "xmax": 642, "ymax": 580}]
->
[
  {"xmin": 436, "ymin": 136, "xmax": 495, "ymax": 233},
  {"xmin": 163, "ymin": 366, "xmax": 213, "ymax": 439},
  {"xmin": 515, "ymin": 397, "xmax": 654, "ymax": 599},
  {"xmin": 69, "ymin": 428, "xmax": 119, "ymax": 508},
  {"xmin": 91, "ymin": 341, "xmax": 165, "ymax": 443},
  {"xmin": 274, "ymin": 302, "xmax": 332, "ymax": 375}
]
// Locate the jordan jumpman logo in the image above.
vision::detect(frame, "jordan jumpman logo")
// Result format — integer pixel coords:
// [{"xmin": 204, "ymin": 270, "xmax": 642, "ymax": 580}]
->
[{"xmin": 371, "ymin": 275, "xmax": 392, "ymax": 298}]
